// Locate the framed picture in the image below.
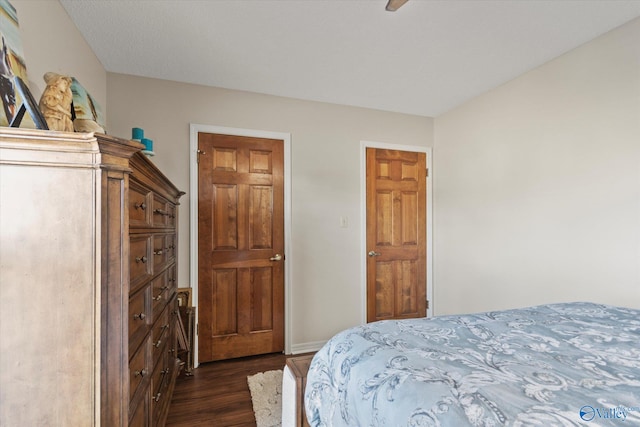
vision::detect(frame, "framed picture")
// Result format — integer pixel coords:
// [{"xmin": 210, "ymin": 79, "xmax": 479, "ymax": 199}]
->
[
  {"xmin": 10, "ymin": 75, "xmax": 46, "ymax": 128},
  {"xmin": 0, "ymin": 0, "xmax": 39, "ymax": 128},
  {"xmin": 71, "ymin": 77, "xmax": 106, "ymax": 131},
  {"xmin": 177, "ymin": 287, "xmax": 192, "ymax": 307}
]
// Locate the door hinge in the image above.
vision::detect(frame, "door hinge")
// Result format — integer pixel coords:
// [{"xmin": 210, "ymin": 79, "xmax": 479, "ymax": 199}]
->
[
  {"xmin": 196, "ymin": 323, "xmax": 199, "ymax": 335},
  {"xmin": 426, "ymin": 299, "xmax": 430, "ymax": 309},
  {"xmin": 197, "ymin": 149, "xmax": 206, "ymax": 163},
  {"xmin": 426, "ymin": 168, "xmax": 429, "ymax": 177}
]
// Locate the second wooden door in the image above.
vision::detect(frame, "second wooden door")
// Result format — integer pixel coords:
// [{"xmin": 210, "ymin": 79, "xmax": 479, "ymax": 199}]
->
[
  {"xmin": 366, "ymin": 147, "xmax": 427, "ymax": 323},
  {"xmin": 198, "ymin": 133, "xmax": 284, "ymax": 362}
]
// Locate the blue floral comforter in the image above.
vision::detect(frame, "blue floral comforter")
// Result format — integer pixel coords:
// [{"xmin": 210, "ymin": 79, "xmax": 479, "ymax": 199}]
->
[{"xmin": 304, "ymin": 302, "xmax": 640, "ymax": 426}]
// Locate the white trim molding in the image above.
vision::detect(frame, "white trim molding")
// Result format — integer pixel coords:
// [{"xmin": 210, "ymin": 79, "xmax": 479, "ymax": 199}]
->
[
  {"xmin": 359, "ymin": 141, "xmax": 434, "ymax": 324},
  {"xmin": 189, "ymin": 124, "xmax": 293, "ymax": 367},
  {"xmin": 290, "ymin": 340, "xmax": 327, "ymax": 355}
]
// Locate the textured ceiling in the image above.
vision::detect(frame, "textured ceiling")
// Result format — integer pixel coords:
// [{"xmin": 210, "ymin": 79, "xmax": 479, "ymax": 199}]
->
[{"xmin": 60, "ymin": 0, "xmax": 640, "ymax": 117}]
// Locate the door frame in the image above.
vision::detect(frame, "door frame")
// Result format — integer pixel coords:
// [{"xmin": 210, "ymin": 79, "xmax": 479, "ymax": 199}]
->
[
  {"xmin": 190, "ymin": 124, "xmax": 292, "ymax": 367},
  {"xmin": 360, "ymin": 141, "xmax": 433, "ymax": 323}
]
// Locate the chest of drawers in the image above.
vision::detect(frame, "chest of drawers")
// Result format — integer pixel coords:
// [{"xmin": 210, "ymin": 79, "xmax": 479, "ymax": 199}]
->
[
  {"xmin": 128, "ymin": 151, "xmax": 184, "ymax": 426},
  {"xmin": 0, "ymin": 129, "xmax": 183, "ymax": 426}
]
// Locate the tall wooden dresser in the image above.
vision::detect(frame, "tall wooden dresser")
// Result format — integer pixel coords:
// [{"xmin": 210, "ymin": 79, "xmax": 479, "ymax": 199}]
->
[
  {"xmin": 0, "ymin": 128, "xmax": 183, "ymax": 426},
  {"xmin": 128, "ymin": 149, "xmax": 184, "ymax": 426}
]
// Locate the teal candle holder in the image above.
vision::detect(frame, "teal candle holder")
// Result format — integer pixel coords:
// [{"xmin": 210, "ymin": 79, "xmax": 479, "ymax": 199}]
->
[
  {"xmin": 132, "ymin": 127, "xmax": 144, "ymax": 140},
  {"xmin": 141, "ymin": 138, "xmax": 153, "ymax": 152}
]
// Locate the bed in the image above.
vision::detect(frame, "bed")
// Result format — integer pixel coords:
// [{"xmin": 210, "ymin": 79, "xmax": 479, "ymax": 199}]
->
[{"xmin": 303, "ymin": 302, "xmax": 640, "ymax": 426}]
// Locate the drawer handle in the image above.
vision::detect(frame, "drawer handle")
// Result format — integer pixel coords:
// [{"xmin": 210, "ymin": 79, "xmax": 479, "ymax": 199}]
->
[
  {"xmin": 133, "ymin": 312, "xmax": 146, "ymax": 320},
  {"xmin": 134, "ymin": 202, "xmax": 146, "ymax": 210},
  {"xmin": 154, "ymin": 209, "xmax": 169, "ymax": 216},
  {"xmin": 153, "ymin": 392, "xmax": 162, "ymax": 402},
  {"xmin": 162, "ymin": 368, "xmax": 170, "ymax": 376},
  {"xmin": 134, "ymin": 368, "xmax": 148, "ymax": 377},
  {"xmin": 153, "ymin": 293, "xmax": 163, "ymax": 301},
  {"xmin": 154, "ymin": 249, "xmax": 163, "ymax": 255},
  {"xmin": 162, "ymin": 324, "xmax": 170, "ymax": 331},
  {"xmin": 135, "ymin": 256, "xmax": 147, "ymax": 263},
  {"xmin": 161, "ymin": 286, "xmax": 169, "ymax": 291},
  {"xmin": 169, "ymin": 348, "xmax": 176, "ymax": 354},
  {"xmin": 154, "ymin": 339, "xmax": 162, "ymax": 348}
]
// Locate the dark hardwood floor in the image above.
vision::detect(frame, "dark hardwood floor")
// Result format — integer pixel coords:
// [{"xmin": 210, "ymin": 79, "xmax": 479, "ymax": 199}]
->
[{"xmin": 165, "ymin": 352, "xmax": 291, "ymax": 427}]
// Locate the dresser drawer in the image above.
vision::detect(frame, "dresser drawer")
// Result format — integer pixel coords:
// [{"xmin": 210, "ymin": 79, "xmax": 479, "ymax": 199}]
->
[
  {"xmin": 166, "ymin": 203, "xmax": 177, "ymax": 228},
  {"xmin": 151, "ymin": 306, "xmax": 170, "ymax": 363},
  {"xmin": 152, "ymin": 235, "xmax": 167, "ymax": 272},
  {"xmin": 150, "ymin": 352, "xmax": 170, "ymax": 422},
  {"xmin": 167, "ymin": 265, "xmax": 177, "ymax": 295},
  {"xmin": 130, "ymin": 235, "xmax": 151, "ymax": 291},
  {"xmin": 168, "ymin": 296, "xmax": 179, "ymax": 361},
  {"xmin": 129, "ymin": 336, "xmax": 151, "ymax": 402},
  {"xmin": 165, "ymin": 233, "xmax": 177, "ymax": 261},
  {"xmin": 129, "ymin": 284, "xmax": 151, "ymax": 351},
  {"xmin": 151, "ymin": 195, "xmax": 174, "ymax": 228},
  {"xmin": 128, "ymin": 388, "xmax": 149, "ymax": 427},
  {"xmin": 129, "ymin": 181, "xmax": 151, "ymax": 228},
  {"xmin": 151, "ymin": 272, "xmax": 169, "ymax": 315}
]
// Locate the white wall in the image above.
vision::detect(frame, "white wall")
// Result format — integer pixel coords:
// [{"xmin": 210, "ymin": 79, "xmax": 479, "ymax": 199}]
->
[
  {"xmin": 433, "ymin": 17, "xmax": 640, "ymax": 315},
  {"xmin": 11, "ymin": 0, "xmax": 106, "ymax": 114},
  {"xmin": 105, "ymin": 74, "xmax": 433, "ymax": 348}
]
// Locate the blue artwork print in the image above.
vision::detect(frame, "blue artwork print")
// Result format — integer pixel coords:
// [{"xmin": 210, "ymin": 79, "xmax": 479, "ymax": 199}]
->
[{"xmin": 0, "ymin": 0, "xmax": 34, "ymax": 127}]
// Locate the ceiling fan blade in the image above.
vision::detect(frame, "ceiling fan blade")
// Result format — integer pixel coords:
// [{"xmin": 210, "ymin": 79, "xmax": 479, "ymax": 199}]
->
[{"xmin": 386, "ymin": 0, "xmax": 409, "ymax": 12}]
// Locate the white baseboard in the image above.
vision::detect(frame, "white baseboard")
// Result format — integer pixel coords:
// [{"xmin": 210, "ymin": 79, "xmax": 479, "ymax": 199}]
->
[{"xmin": 290, "ymin": 340, "xmax": 326, "ymax": 355}]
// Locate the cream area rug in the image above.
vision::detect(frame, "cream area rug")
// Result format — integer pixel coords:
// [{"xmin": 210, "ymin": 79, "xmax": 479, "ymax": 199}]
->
[{"xmin": 247, "ymin": 369, "xmax": 283, "ymax": 427}]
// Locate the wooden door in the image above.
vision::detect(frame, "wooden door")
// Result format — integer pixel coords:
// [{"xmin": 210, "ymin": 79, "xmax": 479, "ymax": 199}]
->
[
  {"xmin": 366, "ymin": 148, "xmax": 427, "ymax": 323},
  {"xmin": 198, "ymin": 133, "xmax": 284, "ymax": 362}
]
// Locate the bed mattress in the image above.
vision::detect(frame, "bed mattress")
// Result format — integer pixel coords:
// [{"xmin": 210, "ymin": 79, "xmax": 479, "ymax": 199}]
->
[{"xmin": 304, "ymin": 302, "xmax": 640, "ymax": 426}]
